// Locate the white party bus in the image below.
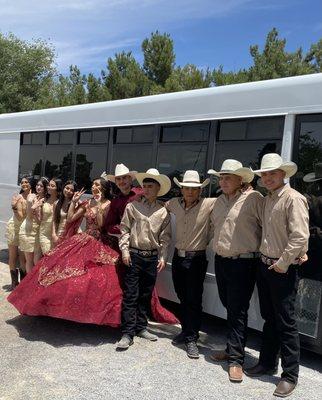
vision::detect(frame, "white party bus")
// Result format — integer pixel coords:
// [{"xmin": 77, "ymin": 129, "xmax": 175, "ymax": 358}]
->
[{"xmin": 1, "ymin": 73, "xmax": 322, "ymax": 353}]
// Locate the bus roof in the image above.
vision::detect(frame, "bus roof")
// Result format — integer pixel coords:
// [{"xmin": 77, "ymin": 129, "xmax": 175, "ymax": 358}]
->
[{"xmin": 0, "ymin": 73, "xmax": 322, "ymax": 134}]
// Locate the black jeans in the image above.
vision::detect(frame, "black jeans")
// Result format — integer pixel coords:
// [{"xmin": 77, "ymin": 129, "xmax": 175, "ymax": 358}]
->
[
  {"xmin": 172, "ymin": 250, "xmax": 208, "ymax": 343},
  {"xmin": 257, "ymin": 261, "xmax": 300, "ymax": 384},
  {"xmin": 121, "ymin": 252, "xmax": 158, "ymax": 337},
  {"xmin": 215, "ymin": 255, "xmax": 257, "ymax": 366}
]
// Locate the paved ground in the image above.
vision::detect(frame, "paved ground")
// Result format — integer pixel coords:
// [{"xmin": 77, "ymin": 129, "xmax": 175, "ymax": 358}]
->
[{"xmin": 0, "ymin": 248, "xmax": 321, "ymax": 400}]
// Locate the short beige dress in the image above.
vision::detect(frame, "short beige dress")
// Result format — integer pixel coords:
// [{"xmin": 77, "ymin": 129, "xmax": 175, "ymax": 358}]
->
[
  {"xmin": 39, "ymin": 202, "xmax": 54, "ymax": 254},
  {"xmin": 19, "ymin": 217, "xmax": 40, "ymax": 253},
  {"xmin": 6, "ymin": 195, "xmax": 26, "ymax": 247}
]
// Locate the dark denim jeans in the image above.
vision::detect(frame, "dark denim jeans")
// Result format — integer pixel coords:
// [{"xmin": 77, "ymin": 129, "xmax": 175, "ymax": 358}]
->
[
  {"xmin": 257, "ymin": 261, "xmax": 300, "ymax": 384},
  {"xmin": 215, "ymin": 255, "xmax": 257, "ymax": 366},
  {"xmin": 172, "ymin": 250, "xmax": 208, "ymax": 343},
  {"xmin": 121, "ymin": 252, "xmax": 158, "ymax": 337}
]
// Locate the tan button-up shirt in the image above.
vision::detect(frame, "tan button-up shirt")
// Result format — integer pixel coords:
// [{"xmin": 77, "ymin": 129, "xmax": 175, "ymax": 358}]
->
[
  {"xmin": 166, "ymin": 197, "xmax": 216, "ymax": 251},
  {"xmin": 260, "ymin": 184, "xmax": 309, "ymax": 272},
  {"xmin": 211, "ymin": 189, "xmax": 263, "ymax": 257},
  {"xmin": 119, "ymin": 198, "xmax": 171, "ymax": 261}
]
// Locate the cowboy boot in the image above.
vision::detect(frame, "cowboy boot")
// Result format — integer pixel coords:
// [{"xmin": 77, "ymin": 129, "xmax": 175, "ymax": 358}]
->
[
  {"xmin": 10, "ymin": 269, "xmax": 19, "ymax": 291},
  {"xmin": 19, "ymin": 268, "xmax": 27, "ymax": 282}
]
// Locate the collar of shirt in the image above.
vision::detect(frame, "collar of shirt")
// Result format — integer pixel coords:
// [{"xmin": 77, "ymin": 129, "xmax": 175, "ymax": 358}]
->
[
  {"xmin": 179, "ymin": 197, "xmax": 200, "ymax": 211},
  {"xmin": 223, "ymin": 189, "xmax": 243, "ymax": 203},
  {"xmin": 269, "ymin": 184, "xmax": 290, "ymax": 199},
  {"xmin": 142, "ymin": 197, "xmax": 158, "ymax": 208}
]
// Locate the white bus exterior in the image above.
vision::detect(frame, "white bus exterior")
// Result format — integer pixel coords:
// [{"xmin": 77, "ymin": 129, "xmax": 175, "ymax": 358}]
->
[{"xmin": 1, "ymin": 73, "xmax": 322, "ymax": 352}]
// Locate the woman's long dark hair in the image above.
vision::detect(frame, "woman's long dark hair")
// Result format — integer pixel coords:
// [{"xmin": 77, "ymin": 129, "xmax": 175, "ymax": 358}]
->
[
  {"xmin": 19, "ymin": 175, "xmax": 36, "ymax": 194},
  {"xmin": 50, "ymin": 178, "xmax": 63, "ymax": 199},
  {"xmin": 37, "ymin": 177, "xmax": 49, "ymax": 198},
  {"xmin": 93, "ymin": 177, "xmax": 113, "ymax": 201},
  {"xmin": 53, "ymin": 180, "xmax": 77, "ymax": 231}
]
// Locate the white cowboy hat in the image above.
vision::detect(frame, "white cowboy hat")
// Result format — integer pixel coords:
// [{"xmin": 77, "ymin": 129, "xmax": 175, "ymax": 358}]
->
[
  {"xmin": 303, "ymin": 163, "xmax": 322, "ymax": 182},
  {"xmin": 208, "ymin": 159, "xmax": 254, "ymax": 183},
  {"xmin": 136, "ymin": 168, "xmax": 171, "ymax": 197},
  {"xmin": 102, "ymin": 163, "xmax": 137, "ymax": 183},
  {"xmin": 252, "ymin": 153, "xmax": 297, "ymax": 178},
  {"xmin": 174, "ymin": 170, "xmax": 210, "ymax": 188}
]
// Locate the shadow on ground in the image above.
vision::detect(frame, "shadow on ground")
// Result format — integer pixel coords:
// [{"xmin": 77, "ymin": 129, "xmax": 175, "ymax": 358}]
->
[
  {"xmin": 6, "ymin": 314, "xmax": 120, "ymax": 348},
  {"xmin": 0, "ymin": 248, "xmax": 8, "ymax": 263}
]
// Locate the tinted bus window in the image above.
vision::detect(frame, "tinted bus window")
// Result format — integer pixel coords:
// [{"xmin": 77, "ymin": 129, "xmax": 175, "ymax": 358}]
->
[
  {"xmin": 44, "ymin": 146, "xmax": 73, "ymax": 181},
  {"xmin": 293, "ymin": 114, "xmax": 322, "ymax": 342},
  {"xmin": 19, "ymin": 145, "xmax": 43, "ymax": 179},
  {"xmin": 112, "ymin": 145, "xmax": 153, "ymax": 172},
  {"xmin": 75, "ymin": 146, "xmax": 108, "ymax": 191}
]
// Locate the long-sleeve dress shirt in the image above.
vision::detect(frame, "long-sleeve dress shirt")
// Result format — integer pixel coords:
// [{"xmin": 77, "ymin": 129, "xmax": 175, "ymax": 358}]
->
[
  {"xmin": 119, "ymin": 198, "xmax": 171, "ymax": 262},
  {"xmin": 166, "ymin": 197, "xmax": 216, "ymax": 251},
  {"xmin": 211, "ymin": 189, "xmax": 263, "ymax": 257},
  {"xmin": 260, "ymin": 184, "xmax": 310, "ymax": 272}
]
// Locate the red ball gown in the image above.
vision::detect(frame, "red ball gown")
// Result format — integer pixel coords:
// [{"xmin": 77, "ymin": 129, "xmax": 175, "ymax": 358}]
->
[{"xmin": 8, "ymin": 204, "xmax": 177, "ymax": 327}]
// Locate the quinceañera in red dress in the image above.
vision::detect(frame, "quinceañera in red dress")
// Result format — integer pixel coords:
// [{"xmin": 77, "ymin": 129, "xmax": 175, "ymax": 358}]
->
[{"xmin": 8, "ymin": 201, "xmax": 177, "ymax": 327}]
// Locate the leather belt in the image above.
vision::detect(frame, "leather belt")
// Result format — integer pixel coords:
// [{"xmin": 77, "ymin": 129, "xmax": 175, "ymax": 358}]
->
[
  {"xmin": 130, "ymin": 248, "xmax": 158, "ymax": 257},
  {"xmin": 175, "ymin": 249, "xmax": 206, "ymax": 258},
  {"xmin": 260, "ymin": 253, "xmax": 300, "ymax": 266},
  {"xmin": 217, "ymin": 252, "xmax": 260, "ymax": 260}
]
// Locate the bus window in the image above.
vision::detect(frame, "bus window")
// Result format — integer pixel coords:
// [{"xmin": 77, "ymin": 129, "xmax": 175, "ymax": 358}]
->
[
  {"xmin": 293, "ymin": 114, "xmax": 322, "ymax": 346},
  {"xmin": 76, "ymin": 146, "xmax": 108, "ymax": 191},
  {"xmin": 294, "ymin": 115, "xmax": 322, "ymax": 281},
  {"xmin": 209, "ymin": 117, "xmax": 284, "ymax": 197},
  {"xmin": 19, "ymin": 145, "xmax": 43, "ymax": 179},
  {"xmin": 112, "ymin": 144, "xmax": 153, "ymax": 175},
  {"xmin": 44, "ymin": 146, "xmax": 73, "ymax": 181},
  {"xmin": 157, "ymin": 143, "xmax": 208, "ymax": 198},
  {"xmin": 19, "ymin": 132, "xmax": 45, "ymax": 179}
]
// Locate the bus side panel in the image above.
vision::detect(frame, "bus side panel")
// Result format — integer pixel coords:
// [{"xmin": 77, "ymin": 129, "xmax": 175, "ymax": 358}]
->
[{"xmin": 0, "ymin": 133, "xmax": 20, "ymax": 246}]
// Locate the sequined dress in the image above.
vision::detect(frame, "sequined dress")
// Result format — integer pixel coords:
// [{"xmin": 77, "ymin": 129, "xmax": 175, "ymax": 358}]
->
[
  {"xmin": 39, "ymin": 202, "xmax": 54, "ymax": 254},
  {"xmin": 8, "ymin": 205, "xmax": 177, "ymax": 326}
]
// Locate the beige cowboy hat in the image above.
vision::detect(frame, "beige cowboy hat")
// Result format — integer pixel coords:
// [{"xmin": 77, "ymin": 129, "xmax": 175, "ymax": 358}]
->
[
  {"xmin": 136, "ymin": 168, "xmax": 171, "ymax": 197},
  {"xmin": 252, "ymin": 153, "xmax": 297, "ymax": 178},
  {"xmin": 174, "ymin": 170, "xmax": 210, "ymax": 188},
  {"xmin": 208, "ymin": 159, "xmax": 254, "ymax": 183},
  {"xmin": 303, "ymin": 162, "xmax": 322, "ymax": 182},
  {"xmin": 102, "ymin": 163, "xmax": 137, "ymax": 183}
]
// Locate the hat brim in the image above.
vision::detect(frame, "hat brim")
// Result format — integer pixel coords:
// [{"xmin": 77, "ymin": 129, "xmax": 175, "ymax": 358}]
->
[
  {"xmin": 136, "ymin": 172, "xmax": 171, "ymax": 197},
  {"xmin": 173, "ymin": 177, "xmax": 210, "ymax": 188},
  {"xmin": 252, "ymin": 162, "xmax": 297, "ymax": 178},
  {"xmin": 208, "ymin": 168, "xmax": 254, "ymax": 183},
  {"xmin": 303, "ymin": 172, "xmax": 322, "ymax": 182},
  {"xmin": 104, "ymin": 171, "xmax": 137, "ymax": 183}
]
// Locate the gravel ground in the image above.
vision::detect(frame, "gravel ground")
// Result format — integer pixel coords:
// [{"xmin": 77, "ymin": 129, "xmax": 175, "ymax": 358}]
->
[{"xmin": 0, "ymin": 248, "xmax": 321, "ymax": 400}]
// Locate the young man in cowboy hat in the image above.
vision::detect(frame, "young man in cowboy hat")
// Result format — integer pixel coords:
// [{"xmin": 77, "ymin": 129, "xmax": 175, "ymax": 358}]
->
[
  {"xmin": 245, "ymin": 153, "xmax": 309, "ymax": 398},
  {"xmin": 102, "ymin": 163, "xmax": 142, "ymax": 243},
  {"xmin": 166, "ymin": 170, "xmax": 216, "ymax": 359},
  {"xmin": 117, "ymin": 169, "xmax": 172, "ymax": 349},
  {"xmin": 208, "ymin": 160, "xmax": 263, "ymax": 382}
]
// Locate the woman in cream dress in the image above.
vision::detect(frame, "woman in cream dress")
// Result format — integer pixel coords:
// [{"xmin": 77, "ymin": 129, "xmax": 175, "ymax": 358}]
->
[
  {"xmin": 52, "ymin": 180, "xmax": 77, "ymax": 246},
  {"xmin": 39, "ymin": 179, "xmax": 62, "ymax": 254},
  {"xmin": 5, "ymin": 177, "xmax": 33, "ymax": 290},
  {"xmin": 19, "ymin": 177, "xmax": 48, "ymax": 273}
]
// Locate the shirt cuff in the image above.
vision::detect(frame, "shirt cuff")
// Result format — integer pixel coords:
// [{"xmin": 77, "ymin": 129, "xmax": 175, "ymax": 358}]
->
[
  {"xmin": 275, "ymin": 258, "xmax": 290, "ymax": 272},
  {"xmin": 122, "ymin": 249, "xmax": 130, "ymax": 259}
]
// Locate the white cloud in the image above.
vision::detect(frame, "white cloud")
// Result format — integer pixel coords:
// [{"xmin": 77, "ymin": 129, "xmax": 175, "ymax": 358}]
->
[{"xmin": 0, "ymin": 0, "xmax": 276, "ymax": 73}]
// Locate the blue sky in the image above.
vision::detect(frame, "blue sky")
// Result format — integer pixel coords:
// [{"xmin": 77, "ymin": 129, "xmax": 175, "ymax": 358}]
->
[{"xmin": 0, "ymin": 0, "xmax": 321, "ymax": 76}]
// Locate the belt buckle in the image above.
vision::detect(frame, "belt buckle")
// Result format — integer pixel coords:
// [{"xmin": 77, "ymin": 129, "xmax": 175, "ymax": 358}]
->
[
  {"xmin": 178, "ymin": 249, "xmax": 186, "ymax": 257},
  {"xmin": 141, "ymin": 250, "xmax": 150, "ymax": 257}
]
